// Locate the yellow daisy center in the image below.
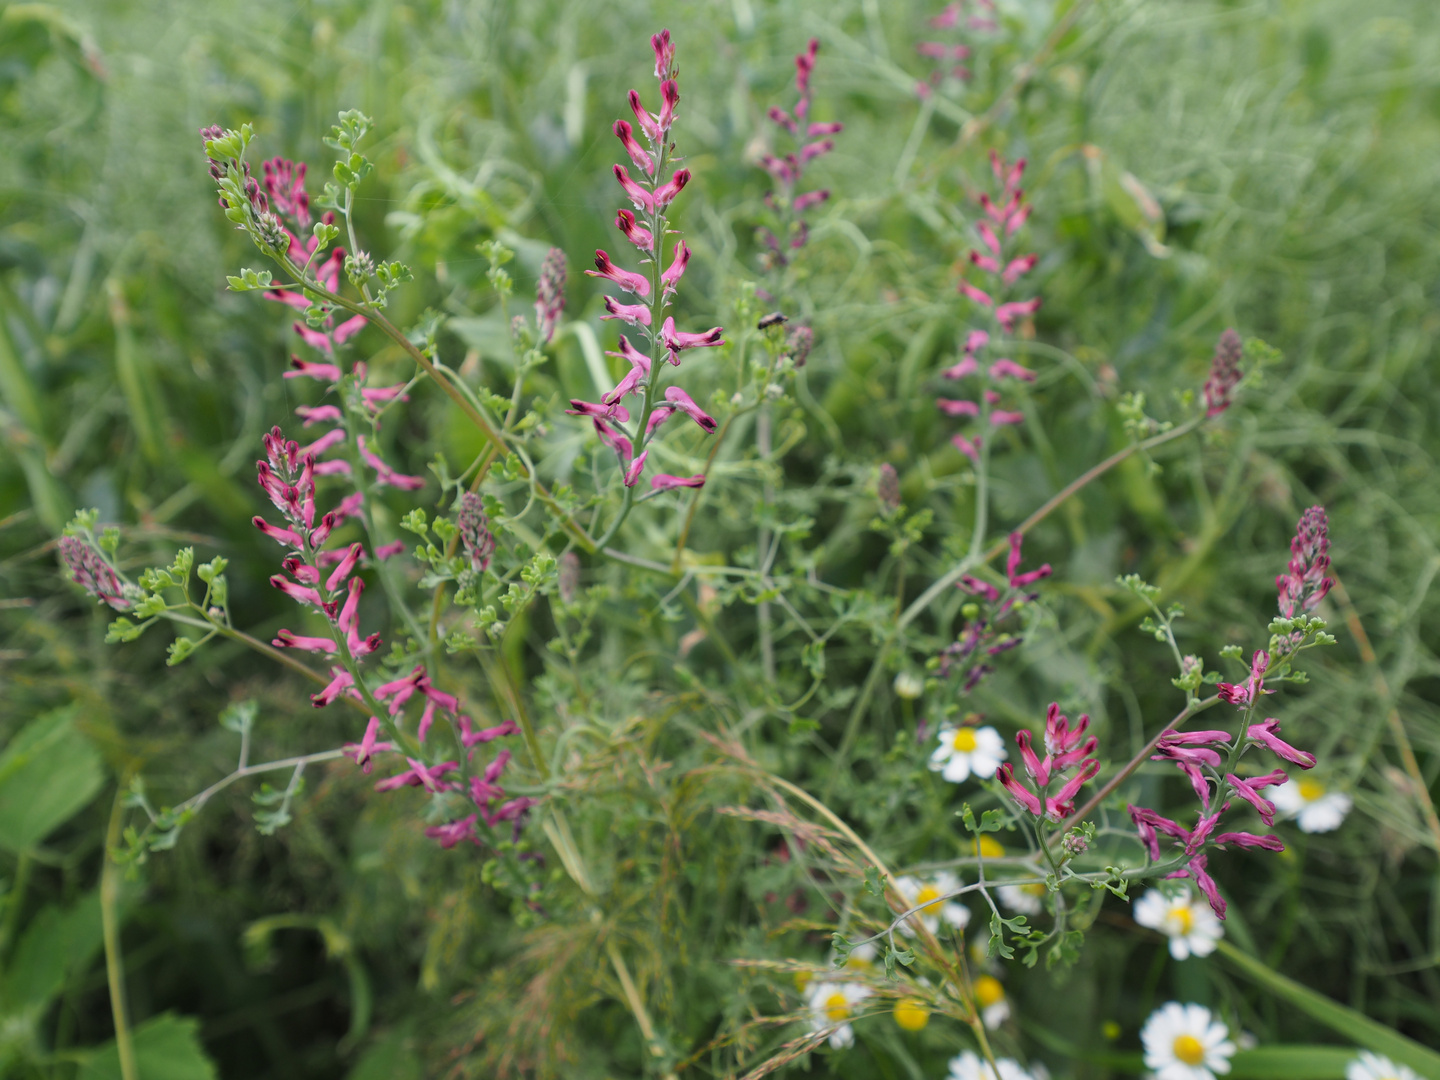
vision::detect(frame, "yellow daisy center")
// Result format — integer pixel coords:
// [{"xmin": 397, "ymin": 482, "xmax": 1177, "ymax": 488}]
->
[
  {"xmin": 824, "ymin": 992, "xmax": 852, "ymax": 1022},
  {"xmin": 1023, "ymin": 883, "xmax": 1046, "ymax": 897},
  {"xmin": 1168, "ymin": 905, "xmax": 1194, "ymax": 935},
  {"xmin": 952, "ymin": 728, "xmax": 979, "ymax": 752},
  {"xmin": 794, "ymin": 971, "xmax": 813, "ymax": 992},
  {"xmin": 914, "ymin": 884, "xmax": 943, "ymax": 911},
  {"xmin": 894, "ymin": 999, "xmax": 930, "ymax": 1031},
  {"xmin": 975, "ymin": 836, "xmax": 1006, "ymax": 859},
  {"xmin": 974, "ymin": 974, "xmax": 1005, "ymax": 1008},
  {"xmin": 1172, "ymin": 1033, "xmax": 1206, "ymax": 1065},
  {"xmin": 1298, "ymin": 779, "xmax": 1325, "ymax": 801}
]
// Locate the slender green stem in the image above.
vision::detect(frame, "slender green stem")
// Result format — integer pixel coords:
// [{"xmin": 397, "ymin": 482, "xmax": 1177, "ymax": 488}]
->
[
  {"xmin": 0, "ymin": 850, "xmax": 32, "ymax": 965},
  {"xmin": 101, "ymin": 785, "xmax": 138, "ymax": 1080}
]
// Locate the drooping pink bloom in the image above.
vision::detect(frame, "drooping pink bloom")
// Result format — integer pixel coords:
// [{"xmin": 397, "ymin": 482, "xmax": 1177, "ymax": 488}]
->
[
  {"xmin": 459, "ymin": 716, "xmax": 520, "ymax": 747},
  {"xmin": 942, "ymin": 357, "xmax": 978, "ymax": 380},
  {"xmin": 1202, "ymin": 328, "xmax": 1243, "ymax": 418},
  {"xmin": 300, "ymin": 427, "xmax": 346, "ymax": 459},
  {"xmin": 958, "ymin": 575, "xmax": 999, "ymax": 601},
  {"xmin": 374, "ymin": 665, "xmax": 427, "ymax": 716},
  {"xmin": 627, "ymin": 89, "xmax": 662, "ymax": 142},
  {"xmin": 663, "ymin": 386, "xmax": 717, "ymax": 432},
  {"xmin": 356, "ymin": 435, "xmax": 426, "ymax": 490},
  {"xmin": 938, "ymin": 398, "xmax": 980, "ymax": 417},
  {"xmin": 958, "ymin": 280, "xmax": 993, "ymax": 307},
  {"xmin": 1211, "ymin": 831, "xmax": 1284, "ymax": 852},
  {"xmin": 615, "ymin": 209, "xmax": 654, "ymax": 251},
  {"xmin": 567, "ymin": 399, "xmax": 630, "ymax": 422},
  {"xmin": 989, "ymin": 409, "xmax": 1025, "ymax": 425},
  {"xmin": 651, "ymin": 473, "xmax": 705, "ymax": 490},
  {"xmin": 586, "ymin": 250, "xmax": 651, "ymax": 297},
  {"xmin": 426, "ymin": 815, "xmax": 479, "ymax": 849},
  {"xmin": 1225, "ymin": 770, "xmax": 1289, "ymax": 826},
  {"xmin": 951, "ymin": 433, "xmax": 982, "ymax": 460},
  {"xmin": 374, "ymin": 758, "xmax": 459, "ymax": 794},
  {"xmin": 270, "ymin": 574, "xmax": 325, "ymax": 608},
  {"xmin": 285, "ymin": 356, "xmax": 342, "ymax": 382},
  {"xmin": 997, "ymin": 764, "xmax": 1044, "ymax": 816},
  {"xmin": 612, "ymin": 164, "xmax": 655, "ymax": 213},
  {"xmin": 375, "ymin": 540, "xmax": 405, "ymax": 560},
  {"xmin": 593, "ymin": 418, "xmax": 635, "ymax": 470},
  {"xmin": 342, "ymin": 717, "xmax": 393, "ymax": 773},
  {"xmin": 273, "ymin": 629, "xmax": 338, "ymax": 653},
  {"xmin": 657, "ymin": 79, "xmax": 680, "ymax": 131},
  {"xmin": 337, "ymin": 576, "xmax": 381, "ymax": 657},
  {"xmin": 989, "ymin": 359, "xmax": 1035, "ymax": 382},
  {"xmin": 653, "ymin": 168, "xmax": 691, "ymax": 207},
  {"xmin": 1175, "ymin": 853, "xmax": 1226, "ymax": 919},
  {"xmin": 660, "ymin": 316, "xmax": 725, "ymax": 361},
  {"xmin": 768, "ymin": 105, "xmax": 797, "ymax": 133},
  {"xmin": 995, "ymin": 298, "xmax": 1041, "ymax": 331},
  {"xmin": 1129, "ymin": 805, "xmax": 1191, "ymax": 860},
  {"xmin": 1006, "ymin": 532, "xmax": 1051, "ymax": 588},
  {"xmin": 623, "ymin": 449, "xmax": 649, "ymax": 487},
  {"xmin": 601, "ymin": 296, "xmax": 652, "ymax": 326},
  {"xmin": 296, "ymin": 404, "xmax": 342, "ymax": 425},
  {"xmin": 660, "ymin": 240, "xmax": 691, "ymax": 293},
  {"xmin": 651, "ymin": 29, "xmax": 675, "ymax": 77},
  {"xmin": 1276, "ymin": 506, "xmax": 1333, "ymax": 617},
  {"xmin": 1002, "ymin": 255, "xmax": 1037, "ymax": 284},
  {"xmin": 613, "ymin": 120, "xmax": 655, "ymax": 175},
  {"xmin": 312, "ymin": 667, "xmax": 357, "ymax": 708},
  {"xmin": 1247, "ymin": 719, "xmax": 1316, "ymax": 769}
]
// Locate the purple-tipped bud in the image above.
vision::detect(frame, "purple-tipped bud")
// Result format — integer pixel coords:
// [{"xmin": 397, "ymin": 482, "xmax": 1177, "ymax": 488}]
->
[
  {"xmin": 1202, "ymin": 328, "xmax": 1243, "ymax": 417},
  {"xmin": 1277, "ymin": 506, "xmax": 1332, "ymax": 617},
  {"xmin": 586, "ymin": 250, "xmax": 651, "ymax": 297},
  {"xmin": 613, "ymin": 120, "xmax": 655, "ymax": 176},
  {"xmin": 457, "ymin": 493, "xmax": 495, "ymax": 572},
  {"xmin": 59, "ymin": 536, "xmax": 130, "ymax": 610},
  {"xmin": 877, "ymin": 463, "xmax": 901, "ymax": 511},
  {"xmin": 615, "ymin": 209, "xmax": 654, "ymax": 251},
  {"xmin": 534, "ymin": 247, "xmax": 566, "ymax": 345}
]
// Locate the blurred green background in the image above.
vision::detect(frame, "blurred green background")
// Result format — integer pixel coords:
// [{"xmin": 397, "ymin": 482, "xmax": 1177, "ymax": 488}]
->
[{"xmin": 2, "ymin": 0, "xmax": 1438, "ymax": 1076}]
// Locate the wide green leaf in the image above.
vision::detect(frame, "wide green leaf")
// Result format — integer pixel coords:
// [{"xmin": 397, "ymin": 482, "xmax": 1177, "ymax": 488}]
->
[
  {"xmin": 1218, "ymin": 941, "xmax": 1440, "ymax": 1075},
  {"xmin": 0, "ymin": 890, "xmax": 103, "ymax": 1011},
  {"xmin": 1230, "ymin": 1046, "xmax": 1357, "ymax": 1079},
  {"xmin": 78, "ymin": 1013, "xmax": 217, "ymax": 1080},
  {"xmin": 0, "ymin": 705, "xmax": 105, "ymax": 853}
]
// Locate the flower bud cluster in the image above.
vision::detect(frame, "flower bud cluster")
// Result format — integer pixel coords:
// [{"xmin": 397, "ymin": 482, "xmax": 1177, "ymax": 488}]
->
[
  {"xmin": 59, "ymin": 535, "xmax": 130, "ymax": 610},
  {"xmin": 938, "ymin": 532, "xmax": 1049, "ymax": 693},
  {"xmin": 915, "ymin": 0, "xmax": 997, "ymax": 93},
  {"xmin": 997, "ymin": 703, "xmax": 1100, "ymax": 821},
  {"xmin": 1201, "ymin": 328, "xmax": 1243, "ymax": 417}
]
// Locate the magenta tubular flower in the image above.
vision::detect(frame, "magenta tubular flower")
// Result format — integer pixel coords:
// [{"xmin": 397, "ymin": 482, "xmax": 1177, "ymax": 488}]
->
[
  {"xmin": 1180, "ymin": 854, "xmax": 1226, "ymax": 919},
  {"xmin": 1277, "ymin": 506, "xmax": 1333, "ymax": 617},
  {"xmin": 356, "ymin": 435, "xmax": 426, "ymax": 490},
  {"xmin": 1006, "ymin": 532, "xmax": 1051, "ymax": 588},
  {"xmin": 995, "ymin": 298, "xmax": 1041, "ymax": 331},
  {"xmin": 1225, "ymin": 770, "xmax": 1288, "ymax": 825},
  {"xmin": 273, "ymin": 629, "xmax": 338, "ymax": 653},
  {"xmin": 662, "ymin": 386, "xmax": 717, "ymax": 432},
  {"xmin": 645, "ymin": 405, "xmax": 675, "ymax": 435},
  {"xmin": 375, "ymin": 540, "xmax": 405, "ymax": 560},
  {"xmin": 1211, "ymin": 831, "xmax": 1284, "ymax": 852},
  {"xmin": 567, "ymin": 399, "xmax": 629, "ymax": 421},
  {"xmin": 1217, "ymin": 649, "xmax": 1270, "ymax": 708},
  {"xmin": 312, "ymin": 667, "xmax": 356, "ymax": 708},
  {"xmin": 460, "ymin": 716, "xmax": 520, "ymax": 747},
  {"xmin": 426, "ymin": 815, "xmax": 479, "ymax": 849},
  {"xmin": 1129, "ymin": 805, "xmax": 1191, "ymax": 860},
  {"xmin": 1016, "ymin": 729, "xmax": 1050, "ymax": 786},
  {"xmin": 998, "ymin": 763, "xmax": 1045, "ymax": 816},
  {"xmin": 296, "ymin": 404, "xmax": 342, "ymax": 425},
  {"xmin": 653, "ymin": 168, "xmax": 691, "ymax": 207},
  {"xmin": 586, "ymin": 250, "xmax": 651, "ymax": 297},
  {"xmin": 938, "ymin": 398, "xmax": 980, "ymax": 417},
  {"xmin": 660, "ymin": 239, "xmax": 691, "ymax": 294},
  {"xmin": 651, "ymin": 473, "xmax": 705, "ymax": 490},
  {"xmin": 1247, "ymin": 719, "xmax": 1317, "ymax": 769},
  {"xmin": 342, "ymin": 717, "xmax": 393, "ymax": 773},
  {"xmin": 284, "ymin": 357, "xmax": 342, "ymax": 382},
  {"xmin": 601, "ymin": 296, "xmax": 652, "ymax": 326},
  {"xmin": 988, "ymin": 359, "xmax": 1035, "ymax": 382},
  {"xmin": 615, "ymin": 209, "xmax": 654, "ymax": 251},
  {"xmin": 612, "ymin": 164, "xmax": 656, "ymax": 213},
  {"xmin": 958, "ymin": 575, "xmax": 999, "ymax": 602},
  {"xmin": 1202, "ymin": 328, "xmax": 1243, "ymax": 417},
  {"xmin": 613, "ymin": 120, "xmax": 655, "ymax": 175},
  {"xmin": 623, "ymin": 449, "xmax": 649, "ymax": 487}
]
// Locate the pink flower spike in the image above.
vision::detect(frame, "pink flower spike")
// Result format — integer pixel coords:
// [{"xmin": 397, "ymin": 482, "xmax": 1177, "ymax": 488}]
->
[
  {"xmin": 376, "ymin": 540, "xmax": 405, "ymax": 560},
  {"xmin": 997, "ymin": 763, "xmax": 1044, "ymax": 816},
  {"xmin": 793, "ymin": 190, "xmax": 830, "ymax": 213},
  {"xmin": 989, "ymin": 359, "xmax": 1035, "ymax": 382},
  {"xmin": 296, "ymin": 405, "xmax": 342, "ymax": 425},
  {"xmin": 628, "ymin": 89, "xmax": 662, "ymax": 142},
  {"xmin": 311, "ymin": 667, "xmax": 356, "ymax": 708},
  {"xmin": 612, "ymin": 164, "xmax": 656, "ymax": 213},
  {"xmin": 943, "ymin": 357, "xmax": 978, "ymax": 380},
  {"xmin": 613, "ymin": 120, "xmax": 655, "ymax": 176},
  {"xmin": 1277, "ymin": 505, "xmax": 1333, "ymax": 616},
  {"xmin": 958, "ymin": 575, "xmax": 999, "ymax": 601},
  {"xmin": 651, "ymin": 473, "xmax": 705, "ymax": 490},
  {"xmin": 325, "ymin": 542, "xmax": 364, "ymax": 592},
  {"xmin": 938, "ymin": 398, "xmax": 980, "ymax": 417},
  {"xmin": 958, "ymin": 280, "xmax": 993, "ymax": 306},
  {"xmin": 285, "ymin": 356, "xmax": 342, "ymax": 382},
  {"xmin": 768, "ymin": 105, "xmax": 798, "ymax": 134},
  {"xmin": 990, "ymin": 410, "xmax": 1026, "ymax": 426},
  {"xmin": 273, "ymin": 629, "xmax": 338, "ymax": 653},
  {"xmin": 663, "ymin": 385, "xmax": 717, "ymax": 433},
  {"xmin": 661, "ymin": 240, "xmax": 691, "ymax": 293},
  {"xmin": 1044, "ymin": 704, "xmax": 1088, "ymax": 753},
  {"xmin": 654, "ymin": 168, "xmax": 691, "ymax": 208},
  {"xmin": 996, "ymin": 298, "xmax": 1041, "ymax": 331},
  {"xmin": 587, "ymin": 249, "xmax": 651, "ymax": 297},
  {"xmin": 623, "ymin": 449, "xmax": 648, "ymax": 487},
  {"xmin": 1248, "ymin": 719, "xmax": 1317, "ymax": 769},
  {"xmin": 951, "ymin": 433, "xmax": 982, "ymax": 461},
  {"xmin": 615, "ymin": 209, "xmax": 654, "ymax": 252},
  {"xmin": 1203, "ymin": 328, "xmax": 1243, "ymax": 418},
  {"xmin": 1003, "ymin": 254, "xmax": 1038, "ymax": 285},
  {"xmin": 1226, "ymin": 770, "xmax": 1288, "ymax": 826},
  {"xmin": 426, "ymin": 815, "xmax": 478, "ymax": 849},
  {"xmin": 602, "ymin": 296, "xmax": 653, "ymax": 325}
]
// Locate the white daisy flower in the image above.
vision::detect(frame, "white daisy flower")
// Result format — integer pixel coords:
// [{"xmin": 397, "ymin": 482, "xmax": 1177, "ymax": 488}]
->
[
  {"xmin": 930, "ymin": 724, "xmax": 1007, "ymax": 783},
  {"xmin": 1346, "ymin": 1050, "xmax": 1421, "ymax": 1080},
  {"xmin": 1140, "ymin": 1002, "xmax": 1236, "ymax": 1080},
  {"xmin": 805, "ymin": 981, "xmax": 871, "ymax": 1049},
  {"xmin": 973, "ymin": 973, "xmax": 1011, "ymax": 1029},
  {"xmin": 998, "ymin": 882, "xmax": 1046, "ymax": 916},
  {"xmin": 1267, "ymin": 777, "xmax": 1351, "ymax": 833},
  {"xmin": 947, "ymin": 1049, "xmax": 1037, "ymax": 1080},
  {"xmin": 1133, "ymin": 886, "xmax": 1224, "ymax": 960},
  {"xmin": 895, "ymin": 872, "xmax": 971, "ymax": 937}
]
